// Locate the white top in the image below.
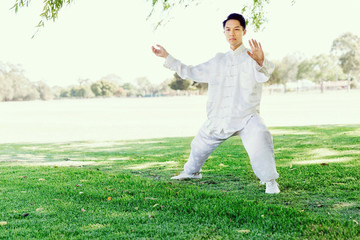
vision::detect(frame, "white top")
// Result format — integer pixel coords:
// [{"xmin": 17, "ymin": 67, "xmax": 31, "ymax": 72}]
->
[{"xmin": 164, "ymin": 44, "xmax": 275, "ymax": 134}]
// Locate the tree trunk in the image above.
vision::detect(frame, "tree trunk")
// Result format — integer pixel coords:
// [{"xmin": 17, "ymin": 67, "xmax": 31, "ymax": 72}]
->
[{"xmin": 320, "ymin": 80, "xmax": 324, "ymax": 94}]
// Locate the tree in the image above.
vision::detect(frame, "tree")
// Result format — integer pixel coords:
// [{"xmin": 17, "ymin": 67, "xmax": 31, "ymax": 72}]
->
[
  {"xmin": 121, "ymin": 82, "xmax": 138, "ymax": 97},
  {"xmin": 12, "ymin": 0, "xmax": 72, "ymax": 29},
  {"xmin": 70, "ymin": 85, "xmax": 95, "ymax": 98},
  {"xmin": 52, "ymin": 86, "xmax": 63, "ymax": 98},
  {"xmin": 331, "ymin": 32, "xmax": 360, "ymax": 87},
  {"xmin": 91, "ymin": 79, "xmax": 118, "ymax": 97},
  {"xmin": 0, "ymin": 62, "xmax": 41, "ymax": 101},
  {"xmin": 157, "ymin": 79, "xmax": 173, "ymax": 96},
  {"xmin": 192, "ymin": 81, "xmax": 208, "ymax": 95},
  {"xmin": 0, "ymin": 63, "xmax": 14, "ymax": 101},
  {"xmin": 101, "ymin": 74, "xmax": 122, "ymax": 86},
  {"xmin": 60, "ymin": 88, "xmax": 70, "ymax": 98},
  {"xmin": 298, "ymin": 54, "xmax": 345, "ymax": 93},
  {"xmin": 267, "ymin": 55, "xmax": 300, "ymax": 92},
  {"xmin": 169, "ymin": 73, "xmax": 191, "ymax": 91},
  {"xmin": 136, "ymin": 77, "xmax": 154, "ymax": 96},
  {"xmin": 36, "ymin": 81, "xmax": 54, "ymax": 100},
  {"xmin": 12, "ymin": 0, "xmax": 294, "ymax": 32}
]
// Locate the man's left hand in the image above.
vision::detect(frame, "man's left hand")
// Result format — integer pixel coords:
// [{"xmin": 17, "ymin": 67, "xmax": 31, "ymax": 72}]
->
[{"xmin": 247, "ymin": 39, "xmax": 264, "ymax": 67}]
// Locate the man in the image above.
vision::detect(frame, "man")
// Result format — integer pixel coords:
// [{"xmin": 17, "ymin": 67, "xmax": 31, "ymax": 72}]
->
[{"xmin": 151, "ymin": 13, "xmax": 280, "ymax": 194}]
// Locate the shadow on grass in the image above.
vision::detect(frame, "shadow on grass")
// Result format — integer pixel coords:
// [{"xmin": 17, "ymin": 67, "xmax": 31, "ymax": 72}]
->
[{"xmin": 0, "ymin": 124, "xmax": 359, "ymax": 238}]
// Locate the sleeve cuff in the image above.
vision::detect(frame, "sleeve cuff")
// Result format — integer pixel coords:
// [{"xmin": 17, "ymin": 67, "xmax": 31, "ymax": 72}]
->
[
  {"xmin": 163, "ymin": 54, "xmax": 177, "ymax": 69},
  {"xmin": 255, "ymin": 58, "xmax": 274, "ymax": 75}
]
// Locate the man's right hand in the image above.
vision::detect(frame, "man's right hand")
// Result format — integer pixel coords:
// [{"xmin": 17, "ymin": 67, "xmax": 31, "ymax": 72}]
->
[{"xmin": 152, "ymin": 44, "xmax": 169, "ymax": 58}]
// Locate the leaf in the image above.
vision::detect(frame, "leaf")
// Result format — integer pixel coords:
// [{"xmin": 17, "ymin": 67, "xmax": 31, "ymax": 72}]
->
[
  {"xmin": 81, "ymin": 208, "xmax": 86, "ymax": 212},
  {"xmin": 38, "ymin": 178, "xmax": 46, "ymax": 181},
  {"xmin": 22, "ymin": 213, "xmax": 29, "ymax": 217},
  {"xmin": 144, "ymin": 197, "xmax": 157, "ymax": 201},
  {"xmin": 237, "ymin": 229, "xmax": 251, "ymax": 233},
  {"xmin": 107, "ymin": 197, "xmax": 112, "ymax": 201},
  {"xmin": 0, "ymin": 221, "xmax": 7, "ymax": 226},
  {"xmin": 36, "ymin": 208, "xmax": 44, "ymax": 212}
]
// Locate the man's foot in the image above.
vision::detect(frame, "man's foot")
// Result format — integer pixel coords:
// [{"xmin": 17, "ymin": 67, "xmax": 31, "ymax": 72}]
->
[
  {"xmin": 265, "ymin": 180, "xmax": 280, "ymax": 194},
  {"xmin": 171, "ymin": 171, "xmax": 202, "ymax": 180}
]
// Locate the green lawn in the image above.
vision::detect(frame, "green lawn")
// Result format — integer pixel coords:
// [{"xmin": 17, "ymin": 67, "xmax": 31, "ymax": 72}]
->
[{"xmin": 0, "ymin": 125, "xmax": 359, "ymax": 239}]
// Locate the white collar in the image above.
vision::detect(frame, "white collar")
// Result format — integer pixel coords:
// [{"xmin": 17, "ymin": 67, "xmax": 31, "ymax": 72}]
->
[{"xmin": 230, "ymin": 44, "xmax": 247, "ymax": 56}]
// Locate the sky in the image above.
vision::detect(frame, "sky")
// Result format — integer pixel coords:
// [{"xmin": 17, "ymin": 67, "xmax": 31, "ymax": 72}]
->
[{"xmin": 1, "ymin": 0, "xmax": 360, "ymax": 87}]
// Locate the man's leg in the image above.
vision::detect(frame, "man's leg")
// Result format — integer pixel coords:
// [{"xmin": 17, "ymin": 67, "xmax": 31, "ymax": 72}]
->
[
  {"xmin": 172, "ymin": 126, "xmax": 227, "ymax": 179},
  {"xmin": 239, "ymin": 115, "xmax": 280, "ymax": 192}
]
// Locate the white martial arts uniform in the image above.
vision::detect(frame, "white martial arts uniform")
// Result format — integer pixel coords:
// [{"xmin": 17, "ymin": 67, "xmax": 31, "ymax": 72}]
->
[{"xmin": 164, "ymin": 44, "xmax": 279, "ymax": 182}]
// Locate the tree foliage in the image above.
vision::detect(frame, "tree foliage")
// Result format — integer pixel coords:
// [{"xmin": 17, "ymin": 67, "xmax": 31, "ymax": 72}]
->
[
  {"xmin": 268, "ymin": 55, "xmax": 300, "ymax": 87},
  {"xmin": 91, "ymin": 79, "xmax": 118, "ymax": 97},
  {"xmin": 331, "ymin": 32, "xmax": 360, "ymax": 76},
  {"xmin": 12, "ymin": 0, "xmax": 295, "ymax": 32},
  {"xmin": 149, "ymin": 0, "xmax": 276, "ymax": 31},
  {"xmin": 36, "ymin": 81, "xmax": 54, "ymax": 100},
  {"xmin": 192, "ymin": 81, "xmax": 208, "ymax": 94},
  {"xmin": 169, "ymin": 73, "xmax": 191, "ymax": 90},
  {"xmin": 298, "ymin": 54, "xmax": 344, "ymax": 83},
  {"xmin": 12, "ymin": 0, "xmax": 72, "ymax": 29},
  {"xmin": 136, "ymin": 77, "xmax": 154, "ymax": 96},
  {"xmin": 0, "ymin": 62, "xmax": 52, "ymax": 101}
]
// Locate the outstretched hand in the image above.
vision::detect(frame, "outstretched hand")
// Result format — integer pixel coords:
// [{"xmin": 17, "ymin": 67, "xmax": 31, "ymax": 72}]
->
[
  {"xmin": 151, "ymin": 44, "xmax": 169, "ymax": 58},
  {"xmin": 247, "ymin": 39, "xmax": 264, "ymax": 67}
]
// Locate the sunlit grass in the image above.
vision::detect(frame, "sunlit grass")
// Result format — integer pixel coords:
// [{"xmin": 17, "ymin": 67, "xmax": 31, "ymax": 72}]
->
[{"xmin": 0, "ymin": 124, "xmax": 359, "ymax": 239}]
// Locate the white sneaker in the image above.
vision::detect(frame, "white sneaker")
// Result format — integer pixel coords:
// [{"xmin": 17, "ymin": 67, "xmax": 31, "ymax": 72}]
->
[
  {"xmin": 171, "ymin": 171, "xmax": 202, "ymax": 180},
  {"xmin": 265, "ymin": 180, "xmax": 280, "ymax": 194}
]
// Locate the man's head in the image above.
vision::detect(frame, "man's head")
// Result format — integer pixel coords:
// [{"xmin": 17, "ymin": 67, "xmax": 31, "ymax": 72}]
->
[
  {"xmin": 223, "ymin": 13, "xmax": 247, "ymax": 50},
  {"xmin": 223, "ymin": 13, "xmax": 246, "ymax": 30}
]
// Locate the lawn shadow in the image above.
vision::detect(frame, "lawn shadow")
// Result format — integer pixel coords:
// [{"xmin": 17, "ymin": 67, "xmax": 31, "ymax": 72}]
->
[{"xmin": 0, "ymin": 124, "xmax": 359, "ymax": 237}]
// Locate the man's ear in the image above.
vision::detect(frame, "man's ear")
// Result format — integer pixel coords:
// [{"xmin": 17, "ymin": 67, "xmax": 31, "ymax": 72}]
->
[{"xmin": 243, "ymin": 29, "xmax": 247, "ymax": 36}]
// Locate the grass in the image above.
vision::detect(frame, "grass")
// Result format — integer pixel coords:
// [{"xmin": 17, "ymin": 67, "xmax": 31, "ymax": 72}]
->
[{"xmin": 0, "ymin": 124, "xmax": 359, "ymax": 239}]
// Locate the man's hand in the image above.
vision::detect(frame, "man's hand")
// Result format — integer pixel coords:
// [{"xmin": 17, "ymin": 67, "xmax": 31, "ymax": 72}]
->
[
  {"xmin": 152, "ymin": 44, "xmax": 169, "ymax": 58},
  {"xmin": 247, "ymin": 39, "xmax": 264, "ymax": 67}
]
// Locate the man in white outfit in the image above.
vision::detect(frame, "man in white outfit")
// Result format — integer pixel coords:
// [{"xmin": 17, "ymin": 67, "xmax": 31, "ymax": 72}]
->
[{"xmin": 152, "ymin": 13, "xmax": 280, "ymax": 194}]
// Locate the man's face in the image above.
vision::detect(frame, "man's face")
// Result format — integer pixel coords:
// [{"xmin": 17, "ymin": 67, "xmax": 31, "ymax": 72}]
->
[{"xmin": 224, "ymin": 19, "xmax": 246, "ymax": 50}]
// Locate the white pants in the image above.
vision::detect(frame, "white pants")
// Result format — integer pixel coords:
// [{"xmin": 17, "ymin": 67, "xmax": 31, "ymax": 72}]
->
[{"xmin": 184, "ymin": 114, "xmax": 279, "ymax": 182}]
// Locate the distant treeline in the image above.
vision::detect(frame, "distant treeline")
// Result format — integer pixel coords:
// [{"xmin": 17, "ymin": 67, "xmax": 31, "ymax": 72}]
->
[
  {"xmin": 0, "ymin": 63, "xmax": 53, "ymax": 101},
  {"xmin": 1, "ymin": 32, "xmax": 359, "ymax": 101},
  {"xmin": 0, "ymin": 64, "xmax": 207, "ymax": 102}
]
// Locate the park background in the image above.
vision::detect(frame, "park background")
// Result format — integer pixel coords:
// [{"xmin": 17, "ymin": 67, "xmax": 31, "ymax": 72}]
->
[
  {"xmin": 0, "ymin": 0, "xmax": 360, "ymax": 102},
  {"xmin": 0, "ymin": 0, "xmax": 360, "ymax": 143},
  {"xmin": 0, "ymin": 0, "xmax": 359, "ymax": 239}
]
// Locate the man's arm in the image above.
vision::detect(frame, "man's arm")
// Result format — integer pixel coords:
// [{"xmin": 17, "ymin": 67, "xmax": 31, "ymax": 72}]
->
[{"xmin": 151, "ymin": 44, "xmax": 215, "ymax": 83}]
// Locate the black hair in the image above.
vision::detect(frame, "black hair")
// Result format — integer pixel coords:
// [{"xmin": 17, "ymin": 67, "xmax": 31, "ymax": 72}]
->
[{"xmin": 222, "ymin": 13, "xmax": 246, "ymax": 30}]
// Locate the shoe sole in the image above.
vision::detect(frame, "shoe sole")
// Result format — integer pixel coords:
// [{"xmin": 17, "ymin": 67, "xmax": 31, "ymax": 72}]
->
[
  {"xmin": 171, "ymin": 175, "xmax": 202, "ymax": 180},
  {"xmin": 265, "ymin": 189, "xmax": 280, "ymax": 194}
]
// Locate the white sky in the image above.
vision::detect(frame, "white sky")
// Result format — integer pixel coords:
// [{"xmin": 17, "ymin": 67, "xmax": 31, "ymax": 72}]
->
[{"xmin": 0, "ymin": 0, "xmax": 360, "ymax": 87}]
